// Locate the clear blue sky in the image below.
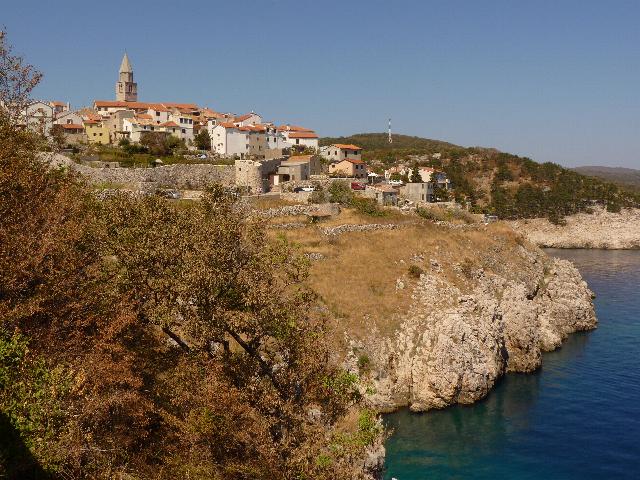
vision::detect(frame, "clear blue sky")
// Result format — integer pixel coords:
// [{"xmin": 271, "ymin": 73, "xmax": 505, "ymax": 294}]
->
[{"xmin": 4, "ymin": 0, "xmax": 639, "ymax": 167}]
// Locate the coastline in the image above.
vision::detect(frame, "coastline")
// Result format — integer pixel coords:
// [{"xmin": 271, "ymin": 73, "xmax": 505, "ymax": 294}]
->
[
  {"xmin": 349, "ymin": 244, "xmax": 597, "ymax": 414},
  {"xmin": 509, "ymin": 207, "xmax": 640, "ymax": 250}
]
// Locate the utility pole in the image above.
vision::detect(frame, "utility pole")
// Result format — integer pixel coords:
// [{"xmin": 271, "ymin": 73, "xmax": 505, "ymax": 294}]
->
[{"xmin": 388, "ymin": 118, "xmax": 392, "ymax": 144}]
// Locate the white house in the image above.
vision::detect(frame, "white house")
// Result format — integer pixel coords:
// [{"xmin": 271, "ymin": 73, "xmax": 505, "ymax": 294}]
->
[
  {"xmin": 277, "ymin": 124, "xmax": 319, "ymax": 150},
  {"xmin": 233, "ymin": 112, "xmax": 262, "ymax": 127},
  {"xmin": 147, "ymin": 104, "xmax": 172, "ymax": 124},
  {"xmin": 320, "ymin": 144, "xmax": 362, "ymax": 162},
  {"xmin": 208, "ymin": 122, "xmax": 249, "ymax": 157},
  {"xmin": 53, "ymin": 110, "xmax": 84, "ymax": 127},
  {"xmin": 21, "ymin": 101, "xmax": 54, "ymax": 136}
]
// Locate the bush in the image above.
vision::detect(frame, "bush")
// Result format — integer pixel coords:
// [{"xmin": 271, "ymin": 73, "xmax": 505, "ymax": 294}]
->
[
  {"xmin": 328, "ymin": 181, "xmax": 353, "ymax": 205},
  {"xmin": 408, "ymin": 264, "xmax": 424, "ymax": 278},
  {"xmin": 351, "ymin": 197, "xmax": 384, "ymax": 217}
]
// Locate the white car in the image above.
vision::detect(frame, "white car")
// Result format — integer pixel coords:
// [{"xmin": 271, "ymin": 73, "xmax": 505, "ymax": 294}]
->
[
  {"xmin": 300, "ymin": 185, "xmax": 315, "ymax": 192},
  {"xmin": 388, "ymin": 179, "xmax": 404, "ymax": 186}
]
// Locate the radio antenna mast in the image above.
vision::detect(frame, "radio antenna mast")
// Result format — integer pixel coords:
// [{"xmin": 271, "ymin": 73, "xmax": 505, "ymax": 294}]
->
[{"xmin": 388, "ymin": 118, "xmax": 392, "ymax": 144}]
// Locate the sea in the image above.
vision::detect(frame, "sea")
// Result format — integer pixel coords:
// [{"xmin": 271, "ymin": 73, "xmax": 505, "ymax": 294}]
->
[{"xmin": 383, "ymin": 249, "xmax": 640, "ymax": 479}]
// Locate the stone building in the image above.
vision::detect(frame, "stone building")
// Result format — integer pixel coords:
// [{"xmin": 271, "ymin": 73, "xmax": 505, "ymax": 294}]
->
[
  {"xmin": 235, "ymin": 158, "xmax": 283, "ymax": 194},
  {"xmin": 116, "ymin": 53, "xmax": 138, "ymax": 102}
]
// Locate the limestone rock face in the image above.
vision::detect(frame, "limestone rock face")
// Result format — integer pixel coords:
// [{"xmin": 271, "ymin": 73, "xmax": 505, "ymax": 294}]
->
[
  {"xmin": 361, "ymin": 248, "xmax": 596, "ymax": 413},
  {"xmin": 510, "ymin": 207, "xmax": 640, "ymax": 249}
]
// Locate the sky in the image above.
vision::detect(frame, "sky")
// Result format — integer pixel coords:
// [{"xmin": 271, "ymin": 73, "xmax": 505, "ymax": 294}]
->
[{"xmin": 3, "ymin": 0, "xmax": 639, "ymax": 168}]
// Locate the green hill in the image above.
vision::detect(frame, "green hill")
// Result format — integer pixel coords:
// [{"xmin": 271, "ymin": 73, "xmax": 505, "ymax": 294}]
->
[
  {"xmin": 320, "ymin": 133, "xmax": 640, "ymax": 222},
  {"xmin": 573, "ymin": 166, "xmax": 640, "ymax": 192}
]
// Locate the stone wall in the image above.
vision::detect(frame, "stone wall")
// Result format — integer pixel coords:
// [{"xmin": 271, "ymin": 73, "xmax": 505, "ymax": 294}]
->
[{"xmin": 44, "ymin": 153, "xmax": 235, "ymax": 190}]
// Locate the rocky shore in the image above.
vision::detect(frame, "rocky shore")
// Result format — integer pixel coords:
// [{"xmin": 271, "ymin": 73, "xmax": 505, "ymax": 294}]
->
[
  {"xmin": 510, "ymin": 207, "xmax": 640, "ymax": 249},
  {"xmin": 345, "ymin": 244, "xmax": 597, "ymax": 413}
]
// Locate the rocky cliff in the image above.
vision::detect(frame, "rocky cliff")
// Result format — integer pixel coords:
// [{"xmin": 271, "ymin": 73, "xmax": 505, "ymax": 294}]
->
[
  {"xmin": 510, "ymin": 207, "xmax": 640, "ymax": 249},
  {"xmin": 342, "ymin": 242, "xmax": 596, "ymax": 413}
]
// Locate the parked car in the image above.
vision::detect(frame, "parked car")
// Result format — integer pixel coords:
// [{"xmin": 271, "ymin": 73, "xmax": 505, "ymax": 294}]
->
[
  {"xmin": 351, "ymin": 182, "xmax": 366, "ymax": 190},
  {"xmin": 198, "ymin": 153, "xmax": 207, "ymax": 159},
  {"xmin": 300, "ymin": 185, "xmax": 315, "ymax": 192},
  {"xmin": 388, "ymin": 179, "xmax": 404, "ymax": 187}
]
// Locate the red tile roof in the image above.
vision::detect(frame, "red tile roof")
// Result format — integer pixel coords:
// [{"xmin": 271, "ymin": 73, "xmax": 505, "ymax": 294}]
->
[
  {"xmin": 288, "ymin": 131, "xmax": 318, "ymax": 139},
  {"xmin": 332, "ymin": 144, "xmax": 361, "ymax": 150},
  {"xmin": 159, "ymin": 121, "xmax": 179, "ymax": 127},
  {"xmin": 277, "ymin": 124, "xmax": 313, "ymax": 132},
  {"xmin": 61, "ymin": 123, "xmax": 83, "ymax": 130},
  {"xmin": 234, "ymin": 113, "xmax": 257, "ymax": 122}
]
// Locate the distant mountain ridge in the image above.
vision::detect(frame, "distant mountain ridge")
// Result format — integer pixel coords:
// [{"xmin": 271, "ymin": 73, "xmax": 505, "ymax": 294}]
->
[{"xmin": 572, "ymin": 166, "xmax": 640, "ymax": 192}]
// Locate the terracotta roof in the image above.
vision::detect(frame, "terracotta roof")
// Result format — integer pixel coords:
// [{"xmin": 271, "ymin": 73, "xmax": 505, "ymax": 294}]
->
[
  {"xmin": 137, "ymin": 113, "xmax": 152, "ymax": 120},
  {"xmin": 50, "ymin": 101, "xmax": 66, "ymax": 106},
  {"xmin": 234, "ymin": 113, "xmax": 256, "ymax": 122},
  {"xmin": 332, "ymin": 144, "xmax": 361, "ymax": 150},
  {"xmin": 277, "ymin": 124, "xmax": 313, "ymax": 132},
  {"xmin": 159, "ymin": 121, "xmax": 179, "ymax": 127},
  {"xmin": 61, "ymin": 123, "xmax": 83, "ymax": 130},
  {"xmin": 217, "ymin": 122, "xmax": 238, "ymax": 129},
  {"xmin": 83, "ymin": 119, "xmax": 99, "ymax": 125},
  {"xmin": 148, "ymin": 104, "xmax": 170, "ymax": 112},
  {"xmin": 288, "ymin": 131, "xmax": 318, "ymax": 139},
  {"xmin": 161, "ymin": 103, "xmax": 199, "ymax": 109},
  {"xmin": 345, "ymin": 158, "xmax": 365, "ymax": 165},
  {"xmin": 289, "ymin": 155, "xmax": 314, "ymax": 161},
  {"xmin": 94, "ymin": 101, "xmax": 199, "ymax": 111}
]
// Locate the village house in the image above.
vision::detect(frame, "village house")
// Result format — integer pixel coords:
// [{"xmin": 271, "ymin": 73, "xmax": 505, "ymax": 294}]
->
[
  {"xmin": 235, "ymin": 158, "xmax": 282, "ymax": 193},
  {"xmin": 273, "ymin": 154, "xmax": 322, "ymax": 185},
  {"xmin": 278, "ymin": 125, "xmax": 319, "ymax": 150},
  {"xmin": 83, "ymin": 118, "xmax": 110, "ymax": 144},
  {"xmin": 402, "ymin": 182, "xmax": 435, "ymax": 203},
  {"xmin": 208, "ymin": 122, "xmax": 249, "ymax": 157},
  {"xmin": 49, "ymin": 101, "xmax": 70, "ymax": 116},
  {"xmin": 364, "ymin": 184, "xmax": 398, "ymax": 206},
  {"xmin": 103, "ymin": 109, "xmax": 135, "ymax": 142},
  {"xmin": 54, "ymin": 110, "xmax": 84, "ymax": 127},
  {"xmin": 320, "ymin": 143, "xmax": 362, "ymax": 162},
  {"xmin": 329, "ymin": 158, "xmax": 368, "ymax": 178},
  {"xmin": 233, "ymin": 112, "xmax": 262, "ymax": 127},
  {"xmin": 21, "ymin": 101, "xmax": 54, "ymax": 136}
]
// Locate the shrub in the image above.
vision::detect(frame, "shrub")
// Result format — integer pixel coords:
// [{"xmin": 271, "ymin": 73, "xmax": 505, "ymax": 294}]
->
[
  {"xmin": 351, "ymin": 197, "xmax": 384, "ymax": 217},
  {"xmin": 408, "ymin": 264, "xmax": 424, "ymax": 278}
]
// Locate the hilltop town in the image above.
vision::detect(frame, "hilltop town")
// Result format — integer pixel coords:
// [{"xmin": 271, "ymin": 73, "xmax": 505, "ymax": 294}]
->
[{"xmin": 21, "ymin": 53, "xmax": 452, "ymax": 206}]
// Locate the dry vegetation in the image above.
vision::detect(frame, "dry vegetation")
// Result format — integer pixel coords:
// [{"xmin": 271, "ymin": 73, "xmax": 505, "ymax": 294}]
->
[{"xmin": 272, "ymin": 206, "xmax": 532, "ymax": 341}]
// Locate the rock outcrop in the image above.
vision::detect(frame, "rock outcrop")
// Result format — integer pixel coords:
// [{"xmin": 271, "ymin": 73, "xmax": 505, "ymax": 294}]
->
[
  {"xmin": 349, "ymin": 245, "xmax": 596, "ymax": 413},
  {"xmin": 510, "ymin": 207, "xmax": 640, "ymax": 249}
]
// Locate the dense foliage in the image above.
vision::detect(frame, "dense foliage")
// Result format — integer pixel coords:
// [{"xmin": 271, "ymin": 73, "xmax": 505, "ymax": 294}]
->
[
  {"xmin": 0, "ymin": 34, "xmax": 383, "ymax": 479},
  {"xmin": 322, "ymin": 133, "xmax": 640, "ymax": 221}
]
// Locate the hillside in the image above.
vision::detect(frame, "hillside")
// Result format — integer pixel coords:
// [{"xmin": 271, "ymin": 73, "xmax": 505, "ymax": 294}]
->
[
  {"xmin": 573, "ymin": 166, "xmax": 640, "ymax": 192},
  {"xmin": 321, "ymin": 133, "xmax": 640, "ymax": 222}
]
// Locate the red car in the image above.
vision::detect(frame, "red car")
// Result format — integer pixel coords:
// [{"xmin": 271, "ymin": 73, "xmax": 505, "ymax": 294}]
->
[{"xmin": 351, "ymin": 182, "xmax": 366, "ymax": 190}]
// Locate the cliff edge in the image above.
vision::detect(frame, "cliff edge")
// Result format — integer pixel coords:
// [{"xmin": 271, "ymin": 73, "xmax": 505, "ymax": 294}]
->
[{"xmin": 510, "ymin": 207, "xmax": 640, "ymax": 249}]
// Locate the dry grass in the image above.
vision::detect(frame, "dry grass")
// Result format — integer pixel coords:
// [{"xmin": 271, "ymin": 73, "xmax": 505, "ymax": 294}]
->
[
  {"xmin": 271, "ymin": 207, "xmax": 534, "ymax": 343},
  {"xmin": 243, "ymin": 195, "xmax": 300, "ymax": 210}
]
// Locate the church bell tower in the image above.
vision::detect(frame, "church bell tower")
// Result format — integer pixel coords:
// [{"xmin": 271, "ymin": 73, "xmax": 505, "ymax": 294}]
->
[{"xmin": 115, "ymin": 53, "xmax": 137, "ymax": 102}]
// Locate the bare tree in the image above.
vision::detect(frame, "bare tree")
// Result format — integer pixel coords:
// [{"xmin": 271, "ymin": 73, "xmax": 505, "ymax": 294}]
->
[{"xmin": 0, "ymin": 30, "xmax": 43, "ymax": 124}]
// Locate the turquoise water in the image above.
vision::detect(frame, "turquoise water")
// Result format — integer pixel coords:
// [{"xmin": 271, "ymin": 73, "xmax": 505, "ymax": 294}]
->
[{"xmin": 384, "ymin": 249, "xmax": 640, "ymax": 479}]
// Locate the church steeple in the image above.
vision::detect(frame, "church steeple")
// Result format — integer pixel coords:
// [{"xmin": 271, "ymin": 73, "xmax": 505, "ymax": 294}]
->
[
  {"xmin": 119, "ymin": 52, "xmax": 132, "ymax": 73},
  {"xmin": 115, "ymin": 53, "xmax": 137, "ymax": 102}
]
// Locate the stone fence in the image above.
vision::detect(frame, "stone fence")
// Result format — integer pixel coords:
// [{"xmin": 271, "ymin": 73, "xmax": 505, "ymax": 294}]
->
[{"xmin": 44, "ymin": 153, "xmax": 235, "ymax": 190}]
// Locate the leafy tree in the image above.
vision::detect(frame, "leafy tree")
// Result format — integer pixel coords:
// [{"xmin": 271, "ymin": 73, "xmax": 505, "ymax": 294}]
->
[
  {"xmin": 0, "ymin": 31, "xmax": 384, "ymax": 479},
  {"xmin": 194, "ymin": 129, "xmax": 211, "ymax": 150},
  {"xmin": 410, "ymin": 164, "xmax": 422, "ymax": 183}
]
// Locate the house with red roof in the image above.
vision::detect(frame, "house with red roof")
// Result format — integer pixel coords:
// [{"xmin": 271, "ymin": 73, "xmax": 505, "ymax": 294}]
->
[{"xmin": 320, "ymin": 144, "xmax": 363, "ymax": 162}]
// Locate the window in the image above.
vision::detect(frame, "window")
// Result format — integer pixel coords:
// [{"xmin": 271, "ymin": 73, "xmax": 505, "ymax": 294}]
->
[
  {"xmin": 182, "ymin": 129, "xmax": 186, "ymax": 134},
  {"xmin": 156, "ymin": 111, "xmax": 160, "ymax": 116},
  {"xmin": 296, "ymin": 139, "xmax": 300, "ymax": 145}
]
